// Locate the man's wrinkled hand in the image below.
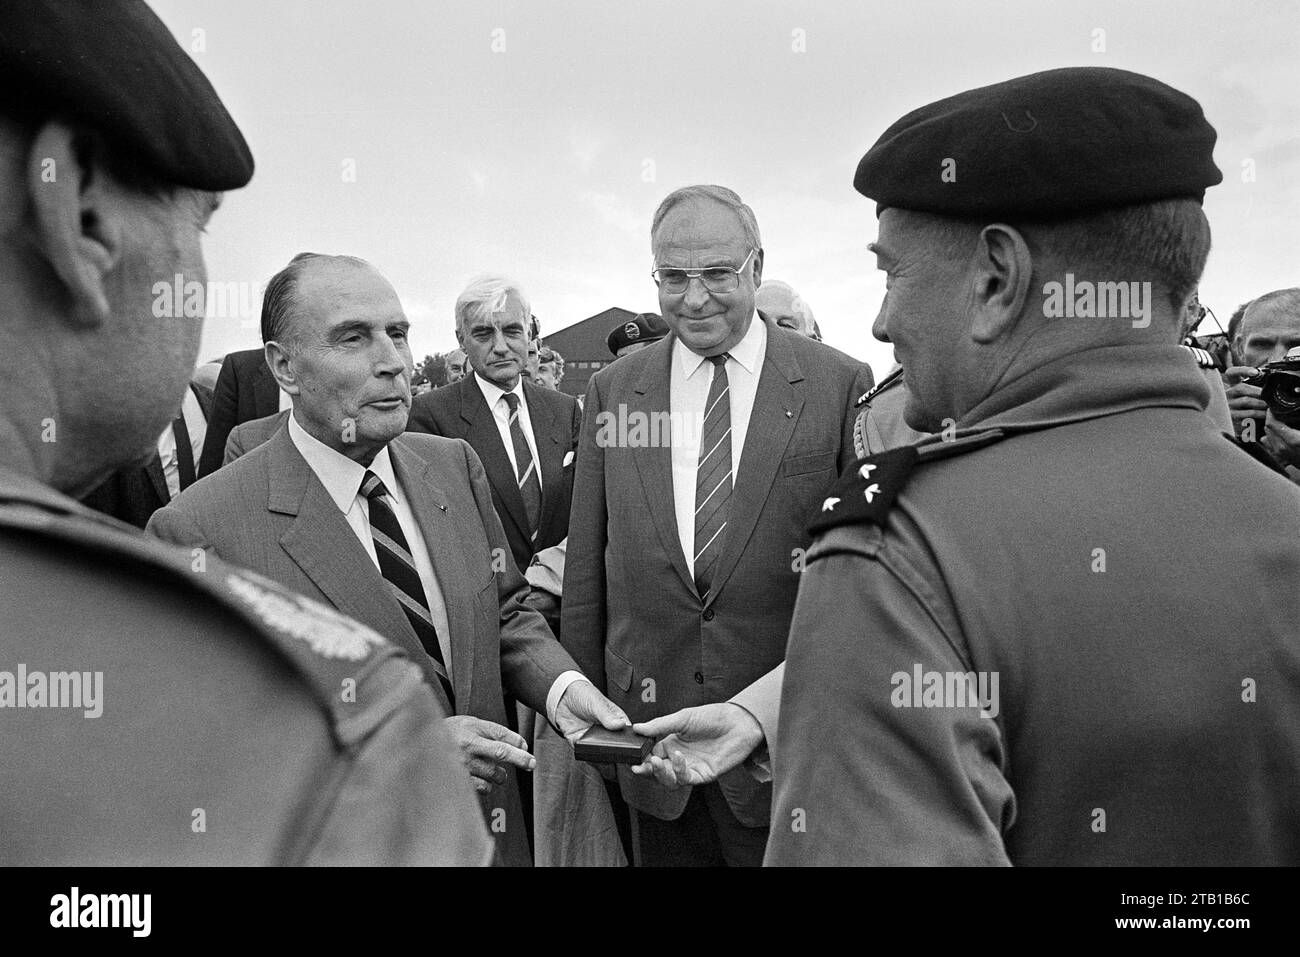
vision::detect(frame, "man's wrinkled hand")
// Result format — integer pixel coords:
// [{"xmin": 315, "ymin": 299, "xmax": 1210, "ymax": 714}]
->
[
  {"xmin": 554, "ymin": 679, "xmax": 630, "ymax": 743},
  {"xmin": 1225, "ymin": 366, "xmax": 1267, "ymax": 440},
  {"xmin": 1264, "ymin": 410, "xmax": 1300, "ymax": 469},
  {"xmin": 629, "ymin": 703, "xmax": 764, "ymax": 788},
  {"xmin": 444, "ymin": 715, "xmax": 535, "ymax": 794}
]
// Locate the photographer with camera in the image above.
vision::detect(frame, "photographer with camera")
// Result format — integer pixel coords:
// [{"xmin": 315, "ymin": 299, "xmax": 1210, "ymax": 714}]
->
[{"xmin": 1224, "ymin": 288, "xmax": 1300, "ymax": 481}]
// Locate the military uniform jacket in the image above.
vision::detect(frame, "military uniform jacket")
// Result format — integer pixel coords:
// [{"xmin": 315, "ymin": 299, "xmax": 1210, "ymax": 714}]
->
[
  {"xmin": 767, "ymin": 344, "xmax": 1300, "ymax": 866},
  {"xmin": 0, "ymin": 467, "xmax": 490, "ymax": 865}
]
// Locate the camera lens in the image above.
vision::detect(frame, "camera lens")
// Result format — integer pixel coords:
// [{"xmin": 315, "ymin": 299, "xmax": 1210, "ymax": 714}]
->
[{"xmin": 1271, "ymin": 374, "xmax": 1300, "ymax": 413}]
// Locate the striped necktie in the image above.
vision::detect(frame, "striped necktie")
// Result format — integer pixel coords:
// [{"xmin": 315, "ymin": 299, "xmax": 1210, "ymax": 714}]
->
[
  {"xmin": 358, "ymin": 470, "xmax": 454, "ymax": 709},
  {"xmin": 502, "ymin": 392, "xmax": 542, "ymax": 544},
  {"xmin": 694, "ymin": 353, "xmax": 732, "ymax": 599}
]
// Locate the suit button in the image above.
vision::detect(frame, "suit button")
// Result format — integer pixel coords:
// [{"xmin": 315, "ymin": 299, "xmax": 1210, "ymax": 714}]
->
[
  {"xmin": 702, "ymin": 609, "xmax": 715, "ymax": 621},
  {"xmin": 694, "ymin": 672, "xmax": 704, "ymax": 684}
]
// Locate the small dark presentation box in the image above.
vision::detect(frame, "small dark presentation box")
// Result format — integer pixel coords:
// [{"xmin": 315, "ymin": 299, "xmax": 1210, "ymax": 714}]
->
[{"xmin": 574, "ymin": 726, "xmax": 653, "ymax": 764}]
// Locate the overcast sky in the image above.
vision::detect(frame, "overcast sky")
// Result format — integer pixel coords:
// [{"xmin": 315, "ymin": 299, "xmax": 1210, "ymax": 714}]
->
[{"xmin": 156, "ymin": 0, "xmax": 1300, "ymax": 381}]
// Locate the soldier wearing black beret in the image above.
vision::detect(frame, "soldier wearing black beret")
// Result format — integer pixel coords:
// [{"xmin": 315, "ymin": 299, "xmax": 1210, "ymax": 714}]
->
[
  {"xmin": 0, "ymin": 0, "xmax": 488, "ymax": 863},
  {"xmin": 607, "ymin": 311, "xmax": 669, "ymax": 358},
  {"xmin": 769, "ymin": 67, "xmax": 1300, "ymax": 865}
]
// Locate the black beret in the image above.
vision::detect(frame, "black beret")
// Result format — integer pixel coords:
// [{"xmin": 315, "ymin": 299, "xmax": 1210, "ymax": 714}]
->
[
  {"xmin": 854, "ymin": 67, "xmax": 1221, "ymax": 219},
  {"xmin": 608, "ymin": 313, "xmax": 669, "ymax": 356},
  {"xmin": 0, "ymin": 0, "xmax": 253, "ymax": 191}
]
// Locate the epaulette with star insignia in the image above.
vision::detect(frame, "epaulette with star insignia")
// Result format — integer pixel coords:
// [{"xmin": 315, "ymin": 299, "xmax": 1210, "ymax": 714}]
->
[{"xmin": 810, "ymin": 429, "xmax": 1006, "ymax": 536}]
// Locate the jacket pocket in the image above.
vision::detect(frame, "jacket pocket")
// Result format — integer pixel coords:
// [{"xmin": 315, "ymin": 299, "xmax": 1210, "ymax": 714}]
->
[{"xmin": 604, "ymin": 646, "xmax": 634, "ymax": 693}]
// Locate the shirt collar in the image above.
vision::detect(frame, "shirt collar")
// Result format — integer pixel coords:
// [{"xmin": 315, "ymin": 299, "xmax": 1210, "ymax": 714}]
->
[
  {"xmin": 474, "ymin": 370, "xmax": 526, "ymax": 411},
  {"xmin": 287, "ymin": 412, "xmax": 399, "ymax": 513},
  {"xmin": 673, "ymin": 312, "xmax": 766, "ymax": 380}
]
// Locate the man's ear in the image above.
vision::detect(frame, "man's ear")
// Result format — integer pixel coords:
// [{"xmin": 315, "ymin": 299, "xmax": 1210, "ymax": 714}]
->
[
  {"xmin": 264, "ymin": 341, "xmax": 300, "ymax": 396},
  {"xmin": 751, "ymin": 248, "xmax": 764, "ymax": 288},
  {"xmin": 27, "ymin": 121, "xmax": 128, "ymax": 327},
  {"xmin": 969, "ymin": 224, "xmax": 1033, "ymax": 345}
]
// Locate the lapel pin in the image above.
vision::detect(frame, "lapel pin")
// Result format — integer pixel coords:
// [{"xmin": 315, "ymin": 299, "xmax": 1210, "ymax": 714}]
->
[{"xmin": 784, "ymin": 409, "xmax": 794, "ymax": 418}]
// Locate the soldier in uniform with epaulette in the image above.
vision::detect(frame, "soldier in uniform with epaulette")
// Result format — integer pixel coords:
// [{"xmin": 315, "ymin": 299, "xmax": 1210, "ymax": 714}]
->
[
  {"xmin": 0, "ymin": 0, "xmax": 489, "ymax": 864},
  {"xmin": 767, "ymin": 67, "xmax": 1300, "ymax": 866}
]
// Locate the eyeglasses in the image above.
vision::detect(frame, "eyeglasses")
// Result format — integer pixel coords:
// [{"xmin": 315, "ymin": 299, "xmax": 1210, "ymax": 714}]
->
[{"xmin": 652, "ymin": 249, "xmax": 756, "ymax": 295}]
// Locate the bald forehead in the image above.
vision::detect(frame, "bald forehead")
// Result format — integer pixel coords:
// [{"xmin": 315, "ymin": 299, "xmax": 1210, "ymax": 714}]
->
[
  {"xmin": 1242, "ymin": 294, "xmax": 1300, "ymax": 336},
  {"xmin": 652, "ymin": 198, "xmax": 750, "ymax": 257},
  {"xmin": 756, "ymin": 283, "xmax": 796, "ymax": 312},
  {"xmin": 296, "ymin": 258, "xmax": 392, "ymax": 302}
]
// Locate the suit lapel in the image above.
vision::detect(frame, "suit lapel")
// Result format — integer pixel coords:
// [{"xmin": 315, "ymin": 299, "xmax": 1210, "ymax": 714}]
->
[
  {"xmin": 389, "ymin": 437, "xmax": 477, "ymax": 705},
  {"xmin": 632, "ymin": 338, "xmax": 696, "ymax": 596},
  {"xmin": 707, "ymin": 321, "xmax": 803, "ymax": 605},
  {"xmin": 265, "ymin": 430, "xmax": 453, "ymax": 711},
  {"xmin": 459, "ymin": 378, "xmax": 530, "ymax": 542}
]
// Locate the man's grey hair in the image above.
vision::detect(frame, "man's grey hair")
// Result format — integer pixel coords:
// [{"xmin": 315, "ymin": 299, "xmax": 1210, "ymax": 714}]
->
[
  {"xmin": 1230, "ymin": 287, "xmax": 1300, "ymax": 342},
  {"xmin": 261, "ymin": 252, "xmax": 373, "ymax": 347},
  {"xmin": 651, "ymin": 184, "xmax": 762, "ymax": 255},
  {"xmin": 454, "ymin": 275, "xmax": 531, "ymax": 336}
]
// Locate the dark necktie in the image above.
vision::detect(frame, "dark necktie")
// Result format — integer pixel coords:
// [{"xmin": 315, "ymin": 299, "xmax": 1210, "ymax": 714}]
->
[
  {"xmin": 502, "ymin": 392, "xmax": 542, "ymax": 544},
  {"xmin": 172, "ymin": 412, "xmax": 195, "ymax": 492},
  {"xmin": 694, "ymin": 354, "xmax": 732, "ymax": 599},
  {"xmin": 359, "ymin": 470, "xmax": 455, "ymax": 708}
]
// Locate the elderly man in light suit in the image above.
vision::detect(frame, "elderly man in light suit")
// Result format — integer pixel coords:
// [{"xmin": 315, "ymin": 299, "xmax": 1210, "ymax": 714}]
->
[
  {"xmin": 149, "ymin": 253, "xmax": 628, "ymax": 866},
  {"xmin": 561, "ymin": 185, "xmax": 873, "ymax": 866}
]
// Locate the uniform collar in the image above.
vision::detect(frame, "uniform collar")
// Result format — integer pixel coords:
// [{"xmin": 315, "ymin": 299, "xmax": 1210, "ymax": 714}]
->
[
  {"xmin": 673, "ymin": 311, "xmax": 765, "ymax": 380},
  {"xmin": 287, "ymin": 413, "xmax": 399, "ymax": 512},
  {"xmin": 958, "ymin": 344, "xmax": 1211, "ymax": 433}
]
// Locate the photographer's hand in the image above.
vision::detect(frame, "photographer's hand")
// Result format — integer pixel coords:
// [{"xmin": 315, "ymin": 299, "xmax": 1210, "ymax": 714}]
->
[
  {"xmin": 1224, "ymin": 366, "xmax": 1267, "ymax": 441},
  {"xmin": 1263, "ymin": 411, "xmax": 1300, "ymax": 470}
]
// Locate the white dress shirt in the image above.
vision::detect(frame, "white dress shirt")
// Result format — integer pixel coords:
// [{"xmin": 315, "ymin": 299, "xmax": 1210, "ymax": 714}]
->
[
  {"xmin": 474, "ymin": 372, "xmax": 542, "ymax": 487},
  {"xmin": 157, "ymin": 387, "xmax": 207, "ymax": 501},
  {"xmin": 288, "ymin": 413, "xmax": 453, "ymax": 668},
  {"xmin": 278, "ymin": 388, "xmax": 294, "ymax": 412},
  {"xmin": 670, "ymin": 315, "xmax": 767, "ymax": 569},
  {"xmin": 288, "ymin": 414, "xmax": 584, "ymax": 724}
]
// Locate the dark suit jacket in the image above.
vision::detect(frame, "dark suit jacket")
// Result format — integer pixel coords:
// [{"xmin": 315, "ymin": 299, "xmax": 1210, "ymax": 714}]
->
[
  {"xmin": 81, "ymin": 382, "xmax": 213, "ymax": 528},
  {"xmin": 407, "ymin": 376, "xmax": 580, "ymax": 572},
  {"xmin": 198, "ymin": 348, "xmax": 281, "ymax": 477},
  {"xmin": 147, "ymin": 426, "xmax": 580, "ymax": 866},
  {"xmin": 560, "ymin": 318, "xmax": 874, "ymax": 826}
]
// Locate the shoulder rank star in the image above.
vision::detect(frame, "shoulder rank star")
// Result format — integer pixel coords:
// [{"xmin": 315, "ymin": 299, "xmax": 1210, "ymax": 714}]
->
[
  {"xmin": 809, "ymin": 429, "xmax": 1008, "ymax": 537},
  {"xmin": 808, "ymin": 446, "xmax": 919, "ymax": 536}
]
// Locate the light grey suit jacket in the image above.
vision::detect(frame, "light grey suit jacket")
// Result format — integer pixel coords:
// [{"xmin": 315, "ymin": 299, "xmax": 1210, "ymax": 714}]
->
[
  {"xmin": 223, "ymin": 409, "xmax": 290, "ymax": 465},
  {"xmin": 149, "ymin": 424, "xmax": 579, "ymax": 866}
]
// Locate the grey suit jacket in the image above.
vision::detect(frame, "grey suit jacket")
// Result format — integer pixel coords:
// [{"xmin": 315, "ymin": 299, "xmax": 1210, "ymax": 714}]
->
[
  {"xmin": 560, "ymin": 317, "xmax": 874, "ymax": 826},
  {"xmin": 148, "ymin": 425, "xmax": 579, "ymax": 865},
  {"xmin": 223, "ymin": 410, "xmax": 290, "ymax": 465}
]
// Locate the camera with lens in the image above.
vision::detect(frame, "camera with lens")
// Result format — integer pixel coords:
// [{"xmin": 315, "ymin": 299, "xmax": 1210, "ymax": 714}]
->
[{"xmin": 1246, "ymin": 348, "xmax": 1300, "ymax": 429}]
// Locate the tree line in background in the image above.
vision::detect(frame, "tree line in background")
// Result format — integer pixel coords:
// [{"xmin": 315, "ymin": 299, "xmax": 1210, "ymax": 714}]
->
[{"xmin": 415, "ymin": 353, "xmax": 449, "ymax": 390}]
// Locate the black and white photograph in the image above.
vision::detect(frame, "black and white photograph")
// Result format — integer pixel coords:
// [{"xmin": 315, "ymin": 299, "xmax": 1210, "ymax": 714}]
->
[{"xmin": 1, "ymin": 0, "xmax": 1296, "ymax": 935}]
